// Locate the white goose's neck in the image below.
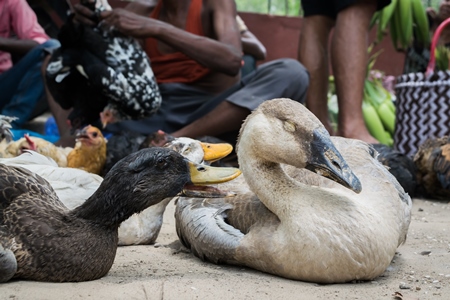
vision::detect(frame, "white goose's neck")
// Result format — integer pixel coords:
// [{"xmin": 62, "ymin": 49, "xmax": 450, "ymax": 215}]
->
[{"xmin": 238, "ymin": 138, "xmax": 315, "ymax": 220}]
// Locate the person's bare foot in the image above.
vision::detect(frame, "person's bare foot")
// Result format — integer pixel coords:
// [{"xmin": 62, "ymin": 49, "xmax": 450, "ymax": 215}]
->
[{"xmin": 337, "ymin": 129, "xmax": 379, "ymax": 144}]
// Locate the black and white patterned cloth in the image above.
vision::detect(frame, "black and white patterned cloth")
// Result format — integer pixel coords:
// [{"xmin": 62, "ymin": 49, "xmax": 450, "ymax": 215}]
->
[{"xmin": 46, "ymin": 3, "xmax": 161, "ymax": 130}]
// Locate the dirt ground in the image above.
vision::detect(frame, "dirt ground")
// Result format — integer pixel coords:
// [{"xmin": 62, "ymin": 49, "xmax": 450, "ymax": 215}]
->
[{"xmin": 1, "ymin": 198, "xmax": 449, "ymax": 300}]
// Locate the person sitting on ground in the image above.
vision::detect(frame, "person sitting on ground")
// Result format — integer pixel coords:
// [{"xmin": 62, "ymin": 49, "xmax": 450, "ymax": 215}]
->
[
  {"xmin": 49, "ymin": 0, "xmax": 308, "ymax": 147},
  {"xmin": 0, "ymin": 0, "xmax": 60, "ymax": 129},
  {"xmin": 298, "ymin": 0, "xmax": 390, "ymax": 144},
  {"xmin": 237, "ymin": 15, "xmax": 267, "ymax": 77}
]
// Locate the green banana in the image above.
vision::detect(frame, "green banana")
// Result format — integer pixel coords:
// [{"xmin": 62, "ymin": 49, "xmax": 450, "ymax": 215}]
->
[
  {"xmin": 371, "ymin": 10, "xmax": 381, "ymax": 31},
  {"xmin": 362, "ymin": 100, "xmax": 392, "ymax": 146},
  {"xmin": 389, "ymin": 4, "xmax": 400, "ymax": 51},
  {"xmin": 377, "ymin": 101, "xmax": 396, "ymax": 135},
  {"xmin": 398, "ymin": 0, "xmax": 413, "ymax": 50},
  {"xmin": 385, "ymin": 98, "xmax": 396, "ymax": 114},
  {"xmin": 411, "ymin": 0, "xmax": 431, "ymax": 46},
  {"xmin": 377, "ymin": 0, "xmax": 398, "ymax": 41}
]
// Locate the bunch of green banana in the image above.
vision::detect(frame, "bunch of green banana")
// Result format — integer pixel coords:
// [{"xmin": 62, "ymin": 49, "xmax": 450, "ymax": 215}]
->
[
  {"xmin": 372, "ymin": 0, "xmax": 430, "ymax": 50},
  {"xmin": 362, "ymin": 79, "xmax": 396, "ymax": 146},
  {"xmin": 327, "ymin": 75, "xmax": 396, "ymax": 147}
]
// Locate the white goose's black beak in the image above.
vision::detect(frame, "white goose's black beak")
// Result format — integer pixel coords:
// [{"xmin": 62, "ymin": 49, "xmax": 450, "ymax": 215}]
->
[{"xmin": 306, "ymin": 129, "xmax": 362, "ymax": 194}]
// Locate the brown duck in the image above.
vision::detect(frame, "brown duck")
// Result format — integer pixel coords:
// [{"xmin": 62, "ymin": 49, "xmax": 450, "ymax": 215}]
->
[{"xmin": 0, "ymin": 147, "xmax": 240, "ymax": 283}]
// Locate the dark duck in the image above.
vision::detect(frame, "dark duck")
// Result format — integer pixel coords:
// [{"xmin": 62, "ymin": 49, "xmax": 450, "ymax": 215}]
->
[
  {"xmin": 45, "ymin": 0, "xmax": 161, "ymax": 131},
  {"xmin": 0, "ymin": 147, "xmax": 241, "ymax": 282}
]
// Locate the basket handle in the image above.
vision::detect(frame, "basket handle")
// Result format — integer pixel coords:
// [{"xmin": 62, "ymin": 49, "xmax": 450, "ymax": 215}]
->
[{"xmin": 426, "ymin": 17, "xmax": 450, "ymax": 76}]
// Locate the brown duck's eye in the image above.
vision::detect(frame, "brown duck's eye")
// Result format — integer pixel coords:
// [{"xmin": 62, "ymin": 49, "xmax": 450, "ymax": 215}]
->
[{"xmin": 92, "ymin": 132, "xmax": 98, "ymax": 138}]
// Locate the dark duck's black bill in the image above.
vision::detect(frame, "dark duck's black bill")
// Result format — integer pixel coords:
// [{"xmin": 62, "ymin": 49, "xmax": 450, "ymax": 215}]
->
[{"xmin": 305, "ymin": 128, "xmax": 362, "ymax": 193}]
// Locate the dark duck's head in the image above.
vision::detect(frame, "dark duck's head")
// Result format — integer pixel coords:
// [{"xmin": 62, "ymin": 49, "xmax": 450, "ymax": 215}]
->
[{"xmin": 73, "ymin": 147, "xmax": 241, "ymax": 227}]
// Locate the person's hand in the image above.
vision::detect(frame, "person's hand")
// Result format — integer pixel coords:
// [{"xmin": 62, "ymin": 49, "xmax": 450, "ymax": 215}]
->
[
  {"xmin": 99, "ymin": 9, "xmax": 155, "ymax": 38},
  {"xmin": 73, "ymin": 2, "xmax": 99, "ymax": 26},
  {"xmin": 427, "ymin": 7, "xmax": 437, "ymax": 20},
  {"xmin": 438, "ymin": 0, "xmax": 450, "ymax": 23}
]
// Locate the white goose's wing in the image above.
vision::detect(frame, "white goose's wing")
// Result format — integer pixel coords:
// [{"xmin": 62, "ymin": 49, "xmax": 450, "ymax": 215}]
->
[
  {"xmin": 175, "ymin": 192, "xmax": 280, "ymax": 265},
  {"xmin": 331, "ymin": 137, "xmax": 412, "ymax": 245},
  {"xmin": 175, "ymin": 197, "xmax": 245, "ymax": 265}
]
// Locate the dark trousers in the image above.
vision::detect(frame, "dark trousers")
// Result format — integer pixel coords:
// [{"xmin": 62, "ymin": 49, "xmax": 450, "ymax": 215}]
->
[{"xmin": 106, "ymin": 58, "xmax": 310, "ymax": 141}]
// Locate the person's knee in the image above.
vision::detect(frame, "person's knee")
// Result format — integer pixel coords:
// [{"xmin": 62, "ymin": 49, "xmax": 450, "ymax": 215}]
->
[
  {"xmin": 271, "ymin": 58, "xmax": 309, "ymax": 81},
  {"xmin": 41, "ymin": 39, "xmax": 61, "ymax": 51},
  {"xmin": 273, "ymin": 58, "xmax": 310, "ymax": 101}
]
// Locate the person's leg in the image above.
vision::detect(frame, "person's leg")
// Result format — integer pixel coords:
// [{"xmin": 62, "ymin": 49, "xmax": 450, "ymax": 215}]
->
[
  {"xmin": 331, "ymin": 0, "xmax": 379, "ymax": 143},
  {"xmin": 0, "ymin": 40, "xmax": 60, "ymax": 128},
  {"xmin": 172, "ymin": 58, "xmax": 309, "ymax": 139},
  {"xmin": 0, "ymin": 69, "xmax": 24, "ymax": 111},
  {"xmin": 171, "ymin": 100, "xmax": 248, "ymax": 138},
  {"xmin": 297, "ymin": 15, "xmax": 335, "ymax": 135},
  {"xmin": 41, "ymin": 54, "xmax": 75, "ymax": 147}
]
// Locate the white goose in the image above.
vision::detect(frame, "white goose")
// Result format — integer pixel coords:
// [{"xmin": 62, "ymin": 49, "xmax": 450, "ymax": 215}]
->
[
  {"xmin": 175, "ymin": 98, "xmax": 412, "ymax": 283},
  {"xmin": 0, "ymin": 137, "xmax": 233, "ymax": 246}
]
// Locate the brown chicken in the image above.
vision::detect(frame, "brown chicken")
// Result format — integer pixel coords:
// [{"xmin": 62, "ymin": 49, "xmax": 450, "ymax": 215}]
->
[
  {"xmin": 67, "ymin": 125, "xmax": 107, "ymax": 175},
  {"xmin": 0, "ymin": 134, "xmax": 72, "ymax": 167},
  {"xmin": 414, "ymin": 136, "xmax": 450, "ymax": 200}
]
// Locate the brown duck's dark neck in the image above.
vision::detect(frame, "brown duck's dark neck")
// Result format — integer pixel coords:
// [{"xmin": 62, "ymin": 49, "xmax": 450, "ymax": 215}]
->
[{"xmin": 71, "ymin": 184, "xmax": 142, "ymax": 229}]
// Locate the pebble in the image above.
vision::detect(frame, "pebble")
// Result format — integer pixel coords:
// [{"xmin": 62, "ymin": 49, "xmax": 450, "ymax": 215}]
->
[{"xmin": 399, "ymin": 282, "xmax": 411, "ymax": 289}]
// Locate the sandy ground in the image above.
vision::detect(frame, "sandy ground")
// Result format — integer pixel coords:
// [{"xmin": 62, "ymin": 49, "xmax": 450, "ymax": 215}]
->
[{"xmin": 1, "ymin": 198, "xmax": 449, "ymax": 300}]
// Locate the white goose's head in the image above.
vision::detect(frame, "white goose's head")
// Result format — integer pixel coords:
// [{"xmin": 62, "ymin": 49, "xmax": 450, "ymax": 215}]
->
[{"xmin": 237, "ymin": 98, "xmax": 362, "ymax": 193}]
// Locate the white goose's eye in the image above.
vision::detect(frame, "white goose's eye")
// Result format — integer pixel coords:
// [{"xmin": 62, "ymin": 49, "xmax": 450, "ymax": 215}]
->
[{"xmin": 283, "ymin": 120, "xmax": 296, "ymax": 132}]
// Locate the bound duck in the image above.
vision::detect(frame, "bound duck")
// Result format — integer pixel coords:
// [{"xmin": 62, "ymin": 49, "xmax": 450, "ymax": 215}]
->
[
  {"xmin": 0, "ymin": 147, "xmax": 240, "ymax": 282},
  {"xmin": 175, "ymin": 98, "xmax": 412, "ymax": 283}
]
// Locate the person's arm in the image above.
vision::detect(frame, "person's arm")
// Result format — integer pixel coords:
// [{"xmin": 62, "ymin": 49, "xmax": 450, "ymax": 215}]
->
[
  {"xmin": 241, "ymin": 30, "xmax": 267, "ymax": 61},
  {"xmin": 83, "ymin": 0, "xmax": 242, "ymax": 76},
  {"xmin": 236, "ymin": 15, "xmax": 266, "ymax": 61},
  {"xmin": 0, "ymin": 0, "xmax": 49, "ymax": 56},
  {"xmin": 0, "ymin": 38, "xmax": 38, "ymax": 56}
]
